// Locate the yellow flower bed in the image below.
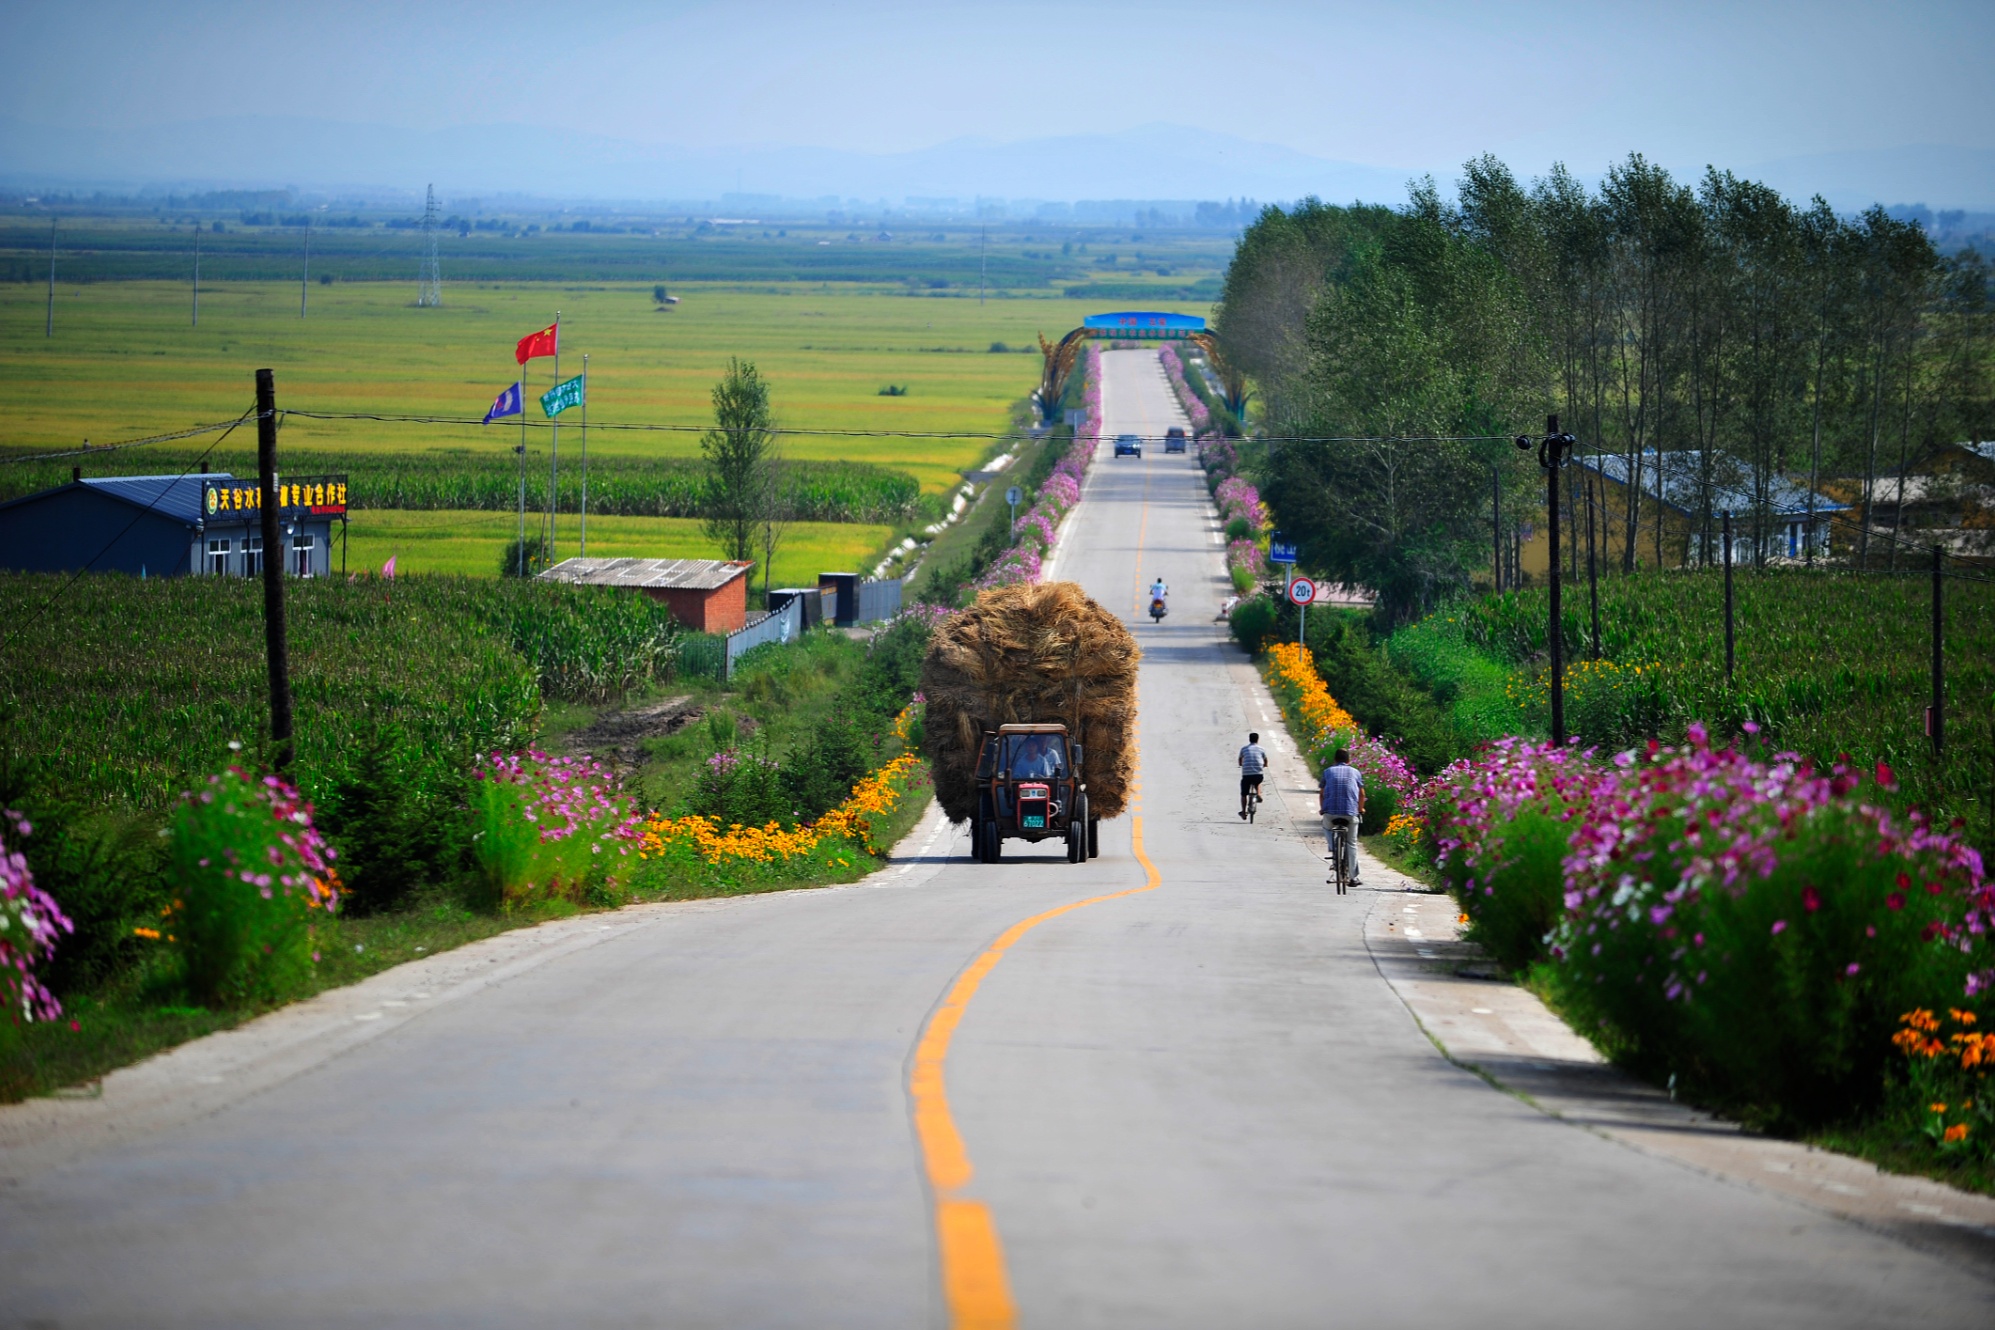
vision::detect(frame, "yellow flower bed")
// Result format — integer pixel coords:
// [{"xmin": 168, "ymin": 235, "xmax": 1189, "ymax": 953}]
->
[
  {"xmin": 1264, "ymin": 642, "xmax": 1359, "ymax": 741},
  {"xmin": 637, "ymin": 722, "xmax": 925, "ymax": 868}
]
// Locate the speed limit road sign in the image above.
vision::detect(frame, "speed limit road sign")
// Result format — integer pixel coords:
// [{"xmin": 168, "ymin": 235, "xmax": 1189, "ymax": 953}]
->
[{"xmin": 1288, "ymin": 576, "xmax": 1316, "ymax": 605}]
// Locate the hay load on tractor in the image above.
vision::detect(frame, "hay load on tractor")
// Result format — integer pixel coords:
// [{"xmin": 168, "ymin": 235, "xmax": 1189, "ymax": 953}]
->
[{"xmin": 920, "ymin": 581, "xmax": 1140, "ymax": 863}]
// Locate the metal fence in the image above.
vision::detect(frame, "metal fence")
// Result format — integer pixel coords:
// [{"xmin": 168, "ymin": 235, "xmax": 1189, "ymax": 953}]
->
[{"xmin": 724, "ymin": 598, "xmax": 804, "ymax": 678}]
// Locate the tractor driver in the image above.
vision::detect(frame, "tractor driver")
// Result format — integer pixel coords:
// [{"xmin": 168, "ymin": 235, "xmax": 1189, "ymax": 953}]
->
[{"xmin": 1008, "ymin": 733, "xmax": 1066, "ymax": 779}]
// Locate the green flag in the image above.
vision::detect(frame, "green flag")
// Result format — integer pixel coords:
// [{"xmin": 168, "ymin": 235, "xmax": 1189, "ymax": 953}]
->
[{"xmin": 540, "ymin": 373, "xmax": 585, "ymax": 418}]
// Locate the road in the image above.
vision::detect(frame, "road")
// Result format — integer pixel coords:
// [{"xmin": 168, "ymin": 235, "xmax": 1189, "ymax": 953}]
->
[{"xmin": 3, "ymin": 348, "xmax": 1991, "ymax": 1327}]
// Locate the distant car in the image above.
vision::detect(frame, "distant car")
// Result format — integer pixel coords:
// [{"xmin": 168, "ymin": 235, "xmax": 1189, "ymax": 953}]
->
[
  {"xmin": 1164, "ymin": 427, "xmax": 1187, "ymax": 454},
  {"xmin": 1114, "ymin": 434, "xmax": 1142, "ymax": 458}
]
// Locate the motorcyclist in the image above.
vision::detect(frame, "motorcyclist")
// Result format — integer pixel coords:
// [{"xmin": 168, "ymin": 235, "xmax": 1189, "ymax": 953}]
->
[{"xmin": 1148, "ymin": 576, "xmax": 1169, "ymax": 618}]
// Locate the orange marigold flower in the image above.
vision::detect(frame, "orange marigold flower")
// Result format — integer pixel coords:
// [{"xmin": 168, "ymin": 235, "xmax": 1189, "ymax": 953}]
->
[{"xmin": 1943, "ymin": 1123, "xmax": 1970, "ymax": 1143}]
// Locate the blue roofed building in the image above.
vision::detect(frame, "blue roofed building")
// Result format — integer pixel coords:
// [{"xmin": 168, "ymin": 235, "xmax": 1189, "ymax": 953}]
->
[{"xmin": 0, "ymin": 469, "xmax": 347, "ymax": 578}]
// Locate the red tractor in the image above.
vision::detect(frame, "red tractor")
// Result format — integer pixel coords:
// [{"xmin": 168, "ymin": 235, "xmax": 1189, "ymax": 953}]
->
[{"xmin": 971, "ymin": 722, "xmax": 1097, "ymax": 864}]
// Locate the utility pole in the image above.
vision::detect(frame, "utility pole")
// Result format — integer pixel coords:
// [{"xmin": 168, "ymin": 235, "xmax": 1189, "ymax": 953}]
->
[
  {"xmin": 1931, "ymin": 544, "xmax": 1944, "ymax": 756},
  {"xmin": 192, "ymin": 224, "xmax": 200, "ymax": 327},
  {"xmin": 1586, "ymin": 461, "xmax": 1601, "ymax": 659},
  {"xmin": 1518, "ymin": 415, "xmax": 1576, "ymax": 745},
  {"xmin": 1491, "ymin": 468, "xmax": 1502, "ymax": 593},
  {"xmin": 45, "ymin": 218, "xmax": 56, "ymax": 338},
  {"xmin": 300, "ymin": 219, "xmax": 311, "ymax": 318},
  {"xmin": 1723, "ymin": 511, "xmax": 1736, "ymax": 686},
  {"xmin": 979, "ymin": 226, "xmax": 987, "ymax": 305},
  {"xmin": 255, "ymin": 369, "xmax": 295, "ymax": 774}
]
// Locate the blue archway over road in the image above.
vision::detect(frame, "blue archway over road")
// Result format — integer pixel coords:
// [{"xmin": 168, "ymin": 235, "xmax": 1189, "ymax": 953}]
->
[{"xmin": 1036, "ymin": 311, "xmax": 1238, "ymax": 425}]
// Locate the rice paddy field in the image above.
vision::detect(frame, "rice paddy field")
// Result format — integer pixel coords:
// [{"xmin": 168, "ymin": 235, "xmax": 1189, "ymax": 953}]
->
[
  {"xmin": 341, "ymin": 510, "xmax": 891, "ymax": 583},
  {"xmin": 0, "ymin": 279, "xmax": 1204, "ymax": 495}
]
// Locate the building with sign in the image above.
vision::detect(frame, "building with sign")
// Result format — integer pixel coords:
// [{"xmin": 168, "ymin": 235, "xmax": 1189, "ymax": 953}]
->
[{"xmin": 0, "ymin": 470, "xmax": 347, "ymax": 578}]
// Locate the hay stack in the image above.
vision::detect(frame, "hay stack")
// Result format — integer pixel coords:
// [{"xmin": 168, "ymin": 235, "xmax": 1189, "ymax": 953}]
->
[{"xmin": 921, "ymin": 580, "xmax": 1140, "ymax": 823}]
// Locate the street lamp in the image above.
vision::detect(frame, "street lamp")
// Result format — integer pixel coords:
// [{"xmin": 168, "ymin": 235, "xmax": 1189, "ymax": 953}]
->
[{"xmin": 1516, "ymin": 414, "xmax": 1578, "ymax": 746}]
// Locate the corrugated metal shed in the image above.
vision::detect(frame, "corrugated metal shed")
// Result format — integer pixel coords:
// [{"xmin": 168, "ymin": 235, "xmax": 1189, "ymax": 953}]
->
[{"xmin": 539, "ymin": 557, "xmax": 752, "ymax": 590}]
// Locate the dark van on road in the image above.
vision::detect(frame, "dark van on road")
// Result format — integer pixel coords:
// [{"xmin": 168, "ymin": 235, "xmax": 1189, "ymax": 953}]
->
[
  {"xmin": 1113, "ymin": 434, "xmax": 1142, "ymax": 458},
  {"xmin": 1164, "ymin": 427, "xmax": 1187, "ymax": 454}
]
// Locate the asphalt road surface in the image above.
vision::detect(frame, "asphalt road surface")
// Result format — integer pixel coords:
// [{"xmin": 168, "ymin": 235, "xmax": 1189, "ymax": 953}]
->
[{"xmin": 3, "ymin": 349, "xmax": 1991, "ymax": 1328}]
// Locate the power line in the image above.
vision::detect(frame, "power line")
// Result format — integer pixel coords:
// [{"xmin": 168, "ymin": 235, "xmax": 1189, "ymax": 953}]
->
[
  {"xmin": 277, "ymin": 410, "xmax": 1511, "ymax": 445},
  {"xmin": 0, "ymin": 417, "xmax": 261, "ymax": 466}
]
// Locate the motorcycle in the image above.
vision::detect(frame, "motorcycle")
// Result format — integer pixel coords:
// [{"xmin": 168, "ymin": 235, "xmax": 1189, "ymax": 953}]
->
[{"xmin": 1149, "ymin": 596, "xmax": 1168, "ymax": 623}]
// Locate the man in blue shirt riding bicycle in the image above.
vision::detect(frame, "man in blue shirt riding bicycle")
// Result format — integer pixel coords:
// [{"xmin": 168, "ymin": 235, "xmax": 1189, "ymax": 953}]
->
[{"xmin": 1319, "ymin": 748, "xmax": 1364, "ymax": 887}]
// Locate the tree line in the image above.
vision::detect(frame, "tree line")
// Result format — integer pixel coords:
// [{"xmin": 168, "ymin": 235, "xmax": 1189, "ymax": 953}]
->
[{"xmin": 1218, "ymin": 153, "xmax": 1991, "ymax": 623}]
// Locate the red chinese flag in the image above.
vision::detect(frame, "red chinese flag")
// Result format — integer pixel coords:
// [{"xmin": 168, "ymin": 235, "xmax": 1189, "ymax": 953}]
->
[{"xmin": 515, "ymin": 322, "xmax": 558, "ymax": 364}]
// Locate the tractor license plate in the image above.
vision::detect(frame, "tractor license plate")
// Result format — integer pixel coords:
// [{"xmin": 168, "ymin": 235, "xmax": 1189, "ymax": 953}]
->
[{"xmin": 1023, "ymin": 815, "xmax": 1045, "ymax": 829}]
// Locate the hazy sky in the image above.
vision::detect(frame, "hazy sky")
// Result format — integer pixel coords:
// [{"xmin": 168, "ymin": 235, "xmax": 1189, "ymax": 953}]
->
[{"xmin": 9, "ymin": 0, "xmax": 1991, "ymax": 185}]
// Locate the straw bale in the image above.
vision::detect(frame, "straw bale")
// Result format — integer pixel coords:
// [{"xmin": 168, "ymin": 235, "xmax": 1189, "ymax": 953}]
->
[{"xmin": 920, "ymin": 580, "xmax": 1140, "ymax": 823}]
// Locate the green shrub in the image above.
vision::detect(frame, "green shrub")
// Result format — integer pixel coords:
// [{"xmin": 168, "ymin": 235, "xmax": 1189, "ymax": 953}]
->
[
  {"xmin": 169, "ymin": 767, "xmax": 340, "ymax": 1006},
  {"xmin": 1230, "ymin": 563, "xmax": 1256, "ymax": 594},
  {"xmin": 1359, "ymin": 783, "xmax": 1398, "ymax": 836},
  {"xmin": 1225, "ymin": 517, "xmax": 1252, "ymax": 543},
  {"xmin": 688, "ymin": 746, "xmax": 789, "ymax": 828},
  {"xmin": 1304, "ymin": 613, "xmax": 1461, "ymax": 776},
  {"xmin": 317, "ymin": 724, "xmax": 471, "ymax": 915},
  {"xmin": 782, "ymin": 719, "xmax": 869, "ymax": 822},
  {"xmin": 1228, "ymin": 594, "xmax": 1283, "ymax": 655},
  {"xmin": 499, "ymin": 535, "xmax": 550, "ymax": 578}
]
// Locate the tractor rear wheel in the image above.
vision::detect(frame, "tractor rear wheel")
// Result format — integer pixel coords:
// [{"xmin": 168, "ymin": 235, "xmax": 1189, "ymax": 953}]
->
[
  {"xmin": 1088, "ymin": 817, "xmax": 1100, "ymax": 859},
  {"xmin": 983, "ymin": 820, "xmax": 1002, "ymax": 863}
]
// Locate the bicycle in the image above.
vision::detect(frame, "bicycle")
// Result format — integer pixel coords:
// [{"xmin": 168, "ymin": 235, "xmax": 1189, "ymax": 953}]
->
[
  {"xmin": 1243, "ymin": 785, "xmax": 1262, "ymax": 823},
  {"xmin": 1326, "ymin": 815, "xmax": 1354, "ymax": 895}
]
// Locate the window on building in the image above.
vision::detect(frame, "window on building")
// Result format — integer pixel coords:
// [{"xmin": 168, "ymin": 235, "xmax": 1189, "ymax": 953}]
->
[
  {"xmin": 206, "ymin": 537, "xmax": 231, "ymax": 575},
  {"xmin": 292, "ymin": 531, "xmax": 315, "ymax": 577},
  {"xmin": 243, "ymin": 535, "xmax": 263, "ymax": 578}
]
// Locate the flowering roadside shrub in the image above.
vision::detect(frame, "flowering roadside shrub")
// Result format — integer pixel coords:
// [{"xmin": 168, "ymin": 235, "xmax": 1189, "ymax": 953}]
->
[
  {"xmin": 471, "ymin": 751, "xmax": 643, "ymax": 911},
  {"xmin": 1227, "ymin": 538, "xmax": 1266, "ymax": 594},
  {"xmin": 1158, "ymin": 343, "xmax": 1211, "ymax": 432},
  {"xmin": 1215, "ymin": 476, "xmax": 1265, "ymax": 532},
  {"xmin": 1428, "ymin": 738, "xmax": 1605, "ymax": 972},
  {"xmin": 1262, "ymin": 642, "xmax": 1417, "ymax": 833},
  {"xmin": 167, "ymin": 767, "xmax": 341, "ymax": 1005},
  {"xmin": 1551, "ymin": 728, "xmax": 1990, "ymax": 1123},
  {"xmin": 0, "ymin": 811, "xmax": 73, "ymax": 1030},
  {"xmin": 1890, "ymin": 1008, "xmax": 1991, "ymax": 1159},
  {"xmin": 1202, "ymin": 436, "xmax": 1239, "ymax": 489}
]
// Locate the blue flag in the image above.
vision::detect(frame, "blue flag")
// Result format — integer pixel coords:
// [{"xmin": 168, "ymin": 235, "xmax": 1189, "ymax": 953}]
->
[{"xmin": 483, "ymin": 382, "xmax": 523, "ymax": 424}]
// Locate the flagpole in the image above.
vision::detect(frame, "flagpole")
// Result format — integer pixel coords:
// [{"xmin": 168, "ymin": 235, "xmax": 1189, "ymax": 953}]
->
[
  {"xmin": 517, "ymin": 364, "xmax": 528, "ymax": 576},
  {"xmin": 549, "ymin": 313, "xmax": 560, "ymax": 561},
  {"xmin": 579, "ymin": 353, "xmax": 589, "ymax": 556}
]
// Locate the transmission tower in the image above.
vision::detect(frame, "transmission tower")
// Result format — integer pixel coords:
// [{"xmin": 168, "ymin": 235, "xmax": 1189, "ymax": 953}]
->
[{"xmin": 417, "ymin": 184, "xmax": 442, "ymax": 307}]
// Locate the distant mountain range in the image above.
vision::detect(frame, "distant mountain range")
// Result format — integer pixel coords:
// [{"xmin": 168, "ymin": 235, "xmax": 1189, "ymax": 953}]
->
[
  {"xmin": 1, "ymin": 116, "xmax": 1989, "ymax": 214},
  {"xmin": 0, "ymin": 117, "xmax": 1411, "ymax": 208}
]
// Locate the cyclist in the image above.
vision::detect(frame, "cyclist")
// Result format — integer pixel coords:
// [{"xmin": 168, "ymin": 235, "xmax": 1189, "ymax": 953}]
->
[
  {"xmin": 1237, "ymin": 731, "xmax": 1268, "ymax": 820},
  {"xmin": 1319, "ymin": 747, "xmax": 1364, "ymax": 887}
]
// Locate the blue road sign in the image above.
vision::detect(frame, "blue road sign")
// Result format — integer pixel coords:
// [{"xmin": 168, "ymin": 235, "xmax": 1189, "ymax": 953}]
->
[{"xmin": 1269, "ymin": 534, "xmax": 1297, "ymax": 564}]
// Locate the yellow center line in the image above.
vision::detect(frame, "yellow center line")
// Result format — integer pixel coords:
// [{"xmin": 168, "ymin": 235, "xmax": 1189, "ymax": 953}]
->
[
  {"xmin": 1127, "ymin": 458, "xmax": 1154, "ymax": 618},
  {"xmin": 910, "ymin": 798, "xmax": 1164, "ymax": 1330}
]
